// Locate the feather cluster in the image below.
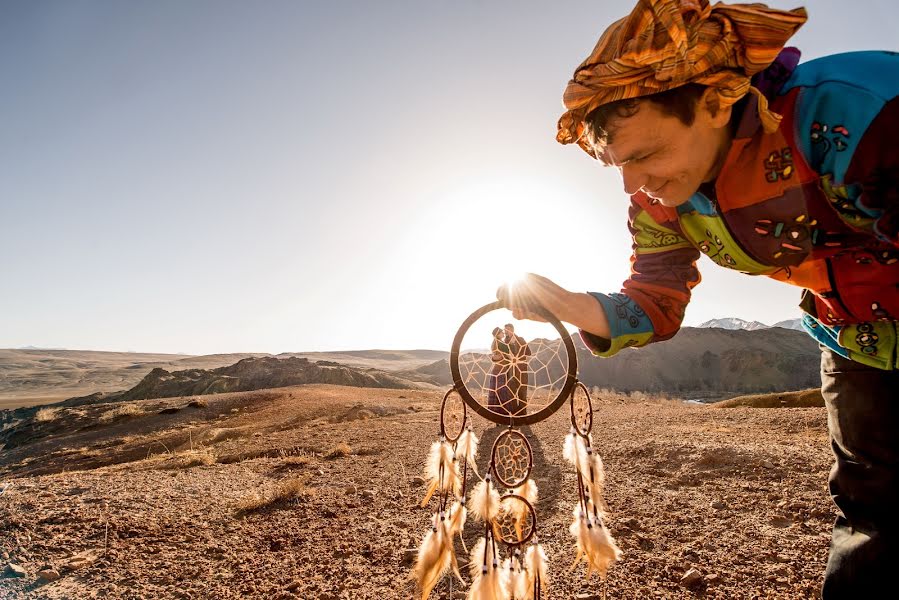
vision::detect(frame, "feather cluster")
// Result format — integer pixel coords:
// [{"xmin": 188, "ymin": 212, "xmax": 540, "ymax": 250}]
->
[
  {"xmin": 510, "ymin": 479, "xmax": 538, "ymax": 542},
  {"xmin": 421, "ymin": 440, "xmax": 461, "ymax": 508},
  {"xmin": 563, "ymin": 432, "xmax": 607, "ymax": 515},
  {"xmin": 414, "ymin": 510, "xmax": 462, "ymax": 600},
  {"xmin": 524, "ymin": 544, "xmax": 548, "ymax": 598},
  {"xmin": 509, "ymin": 557, "xmax": 528, "ymax": 600},
  {"xmin": 467, "ymin": 537, "xmax": 510, "ymax": 600},
  {"xmin": 468, "ymin": 479, "xmax": 501, "ymax": 523},
  {"xmin": 456, "ymin": 427, "xmax": 480, "ymax": 479},
  {"xmin": 568, "ymin": 505, "xmax": 622, "ymax": 581},
  {"xmin": 448, "ymin": 500, "xmax": 467, "ymax": 538}
]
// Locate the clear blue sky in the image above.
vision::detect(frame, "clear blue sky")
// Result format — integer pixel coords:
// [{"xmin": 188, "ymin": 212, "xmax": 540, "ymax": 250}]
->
[{"xmin": 2, "ymin": 0, "xmax": 897, "ymax": 354}]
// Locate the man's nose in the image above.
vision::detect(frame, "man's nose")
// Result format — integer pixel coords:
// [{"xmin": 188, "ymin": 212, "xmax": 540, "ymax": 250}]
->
[{"xmin": 620, "ymin": 164, "xmax": 648, "ymax": 196}]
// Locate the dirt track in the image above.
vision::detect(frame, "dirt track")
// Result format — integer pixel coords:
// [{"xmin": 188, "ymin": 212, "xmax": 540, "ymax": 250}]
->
[{"xmin": 0, "ymin": 385, "xmax": 834, "ymax": 599}]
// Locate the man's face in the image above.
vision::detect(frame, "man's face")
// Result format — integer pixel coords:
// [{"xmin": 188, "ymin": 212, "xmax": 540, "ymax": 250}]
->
[
  {"xmin": 599, "ymin": 97, "xmax": 732, "ymax": 207},
  {"xmin": 504, "ymin": 326, "xmax": 514, "ymax": 339}
]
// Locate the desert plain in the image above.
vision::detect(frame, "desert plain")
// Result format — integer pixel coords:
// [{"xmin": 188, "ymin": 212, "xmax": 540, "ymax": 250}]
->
[{"xmin": 1, "ymin": 380, "xmax": 834, "ymax": 599}]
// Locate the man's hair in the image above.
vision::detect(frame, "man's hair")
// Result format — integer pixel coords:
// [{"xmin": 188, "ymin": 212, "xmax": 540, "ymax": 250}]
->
[
  {"xmin": 583, "ymin": 83, "xmax": 708, "ymax": 152},
  {"xmin": 504, "ymin": 323, "xmax": 514, "ymax": 331}
]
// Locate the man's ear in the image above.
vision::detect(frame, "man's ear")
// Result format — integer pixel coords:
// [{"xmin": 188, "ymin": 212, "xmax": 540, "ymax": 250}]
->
[{"xmin": 699, "ymin": 87, "xmax": 732, "ymax": 129}]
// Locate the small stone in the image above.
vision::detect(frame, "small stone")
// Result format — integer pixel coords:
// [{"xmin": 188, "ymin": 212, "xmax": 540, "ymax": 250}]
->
[
  {"xmin": 575, "ymin": 594, "xmax": 601, "ymax": 600},
  {"xmin": 286, "ymin": 580, "xmax": 302, "ymax": 592},
  {"xmin": 680, "ymin": 568, "xmax": 703, "ymax": 588},
  {"xmin": 344, "ymin": 485, "xmax": 357, "ymax": 495},
  {"xmin": 412, "ymin": 476, "xmax": 426, "ymax": 486},
  {"xmin": 37, "ymin": 569, "xmax": 61, "ymax": 582},
  {"xmin": 64, "ymin": 550, "xmax": 99, "ymax": 571},
  {"xmin": 402, "ymin": 548, "xmax": 417, "ymax": 566},
  {"xmin": 4, "ymin": 563, "xmax": 26, "ymax": 578},
  {"xmin": 635, "ymin": 533, "xmax": 654, "ymax": 550},
  {"xmin": 361, "ymin": 489, "xmax": 375, "ymax": 500},
  {"xmin": 706, "ymin": 573, "xmax": 720, "ymax": 584},
  {"xmin": 711, "ymin": 500, "xmax": 727, "ymax": 510},
  {"xmin": 761, "ymin": 460, "xmax": 775, "ymax": 469},
  {"xmin": 317, "ymin": 469, "xmax": 325, "ymax": 476}
]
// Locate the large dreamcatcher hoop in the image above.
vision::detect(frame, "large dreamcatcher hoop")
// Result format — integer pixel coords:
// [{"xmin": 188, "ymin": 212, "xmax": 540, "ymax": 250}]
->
[
  {"xmin": 414, "ymin": 300, "xmax": 621, "ymax": 600},
  {"xmin": 449, "ymin": 301, "xmax": 578, "ymax": 426}
]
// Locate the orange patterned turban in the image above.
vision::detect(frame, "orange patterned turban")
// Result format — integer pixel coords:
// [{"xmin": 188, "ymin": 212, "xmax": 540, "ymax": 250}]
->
[{"xmin": 557, "ymin": 0, "xmax": 807, "ymax": 156}]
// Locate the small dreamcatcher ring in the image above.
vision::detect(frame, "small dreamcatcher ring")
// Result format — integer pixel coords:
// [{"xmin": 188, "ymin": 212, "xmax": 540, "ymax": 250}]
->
[
  {"xmin": 449, "ymin": 301, "xmax": 578, "ymax": 426},
  {"xmin": 440, "ymin": 388, "xmax": 467, "ymax": 443},
  {"xmin": 570, "ymin": 381, "xmax": 593, "ymax": 437},
  {"xmin": 492, "ymin": 494, "xmax": 538, "ymax": 547},
  {"xmin": 490, "ymin": 429, "xmax": 533, "ymax": 488}
]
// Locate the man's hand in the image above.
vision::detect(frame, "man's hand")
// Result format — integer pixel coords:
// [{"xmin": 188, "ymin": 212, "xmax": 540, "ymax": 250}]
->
[
  {"xmin": 496, "ymin": 273, "xmax": 612, "ymax": 339},
  {"xmin": 496, "ymin": 273, "xmax": 568, "ymax": 323}
]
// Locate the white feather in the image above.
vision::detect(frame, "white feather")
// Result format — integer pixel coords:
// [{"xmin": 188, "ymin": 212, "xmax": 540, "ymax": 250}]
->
[
  {"xmin": 563, "ymin": 432, "xmax": 590, "ymax": 480},
  {"xmin": 414, "ymin": 512, "xmax": 451, "ymax": 600},
  {"xmin": 421, "ymin": 440, "xmax": 461, "ymax": 507},
  {"xmin": 568, "ymin": 505, "xmax": 621, "ymax": 581},
  {"xmin": 510, "ymin": 556, "xmax": 530, "ymax": 600},
  {"xmin": 585, "ymin": 451, "xmax": 607, "ymax": 515},
  {"xmin": 456, "ymin": 428, "xmax": 480, "ymax": 477},
  {"xmin": 524, "ymin": 544, "xmax": 548, "ymax": 598},
  {"xmin": 512, "ymin": 479, "xmax": 538, "ymax": 505},
  {"xmin": 467, "ymin": 537, "xmax": 511, "ymax": 600},
  {"xmin": 469, "ymin": 479, "xmax": 501, "ymax": 523}
]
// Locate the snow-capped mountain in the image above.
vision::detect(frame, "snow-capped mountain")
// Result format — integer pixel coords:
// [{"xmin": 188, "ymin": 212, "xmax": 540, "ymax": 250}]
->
[
  {"xmin": 772, "ymin": 318, "xmax": 804, "ymax": 331},
  {"xmin": 697, "ymin": 317, "xmax": 803, "ymax": 331},
  {"xmin": 697, "ymin": 318, "xmax": 771, "ymax": 331}
]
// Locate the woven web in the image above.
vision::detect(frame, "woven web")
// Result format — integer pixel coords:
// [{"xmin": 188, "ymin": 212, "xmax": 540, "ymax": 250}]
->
[
  {"xmin": 440, "ymin": 389, "xmax": 466, "ymax": 442},
  {"xmin": 457, "ymin": 314, "xmax": 570, "ymax": 420},
  {"xmin": 493, "ymin": 495, "xmax": 536, "ymax": 546},
  {"xmin": 571, "ymin": 384, "xmax": 592, "ymax": 435},
  {"xmin": 492, "ymin": 430, "xmax": 531, "ymax": 488}
]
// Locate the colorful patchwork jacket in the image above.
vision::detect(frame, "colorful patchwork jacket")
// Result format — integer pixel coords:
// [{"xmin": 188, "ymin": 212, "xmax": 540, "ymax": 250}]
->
[{"xmin": 581, "ymin": 50, "xmax": 899, "ymax": 370}]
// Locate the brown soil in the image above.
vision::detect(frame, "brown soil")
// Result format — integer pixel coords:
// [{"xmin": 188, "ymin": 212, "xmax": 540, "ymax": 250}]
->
[{"xmin": 0, "ymin": 384, "xmax": 834, "ymax": 599}]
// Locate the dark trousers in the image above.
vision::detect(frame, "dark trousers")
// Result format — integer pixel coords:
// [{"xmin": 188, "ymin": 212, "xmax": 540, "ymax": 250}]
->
[{"xmin": 820, "ymin": 347, "xmax": 899, "ymax": 599}]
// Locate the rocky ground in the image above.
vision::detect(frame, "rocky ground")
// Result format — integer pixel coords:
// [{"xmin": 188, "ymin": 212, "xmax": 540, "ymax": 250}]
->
[{"xmin": 0, "ymin": 384, "xmax": 834, "ymax": 599}]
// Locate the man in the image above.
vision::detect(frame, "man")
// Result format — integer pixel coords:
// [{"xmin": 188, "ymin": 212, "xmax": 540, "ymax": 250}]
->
[
  {"xmin": 504, "ymin": 323, "xmax": 532, "ymax": 413},
  {"xmin": 499, "ymin": 1, "xmax": 899, "ymax": 597}
]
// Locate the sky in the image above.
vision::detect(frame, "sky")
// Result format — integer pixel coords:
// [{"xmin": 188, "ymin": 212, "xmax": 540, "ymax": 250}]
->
[{"xmin": 2, "ymin": 0, "xmax": 897, "ymax": 355}]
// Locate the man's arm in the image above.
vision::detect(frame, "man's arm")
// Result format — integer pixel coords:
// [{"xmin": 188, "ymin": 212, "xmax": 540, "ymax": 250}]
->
[{"xmin": 499, "ymin": 194, "xmax": 701, "ymax": 357}]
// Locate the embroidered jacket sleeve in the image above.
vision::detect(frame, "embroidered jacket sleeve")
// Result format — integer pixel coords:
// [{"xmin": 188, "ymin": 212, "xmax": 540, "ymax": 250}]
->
[
  {"xmin": 787, "ymin": 51, "xmax": 899, "ymax": 246},
  {"xmin": 580, "ymin": 194, "xmax": 702, "ymax": 357}
]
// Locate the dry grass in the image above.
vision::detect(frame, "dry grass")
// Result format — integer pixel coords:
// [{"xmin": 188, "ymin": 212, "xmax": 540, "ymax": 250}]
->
[
  {"xmin": 34, "ymin": 407, "xmax": 61, "ymax": 422},
  {"xmin": 236, "ymin": 477, "xmax": 312, "ymax": 514},
  {"xmin": 324, "ymin": 442, "xmax": 352, "ymax": 460},
  {"xmin": 99, "ymin": 403, "xmax": 144, "ymax": 424},
  {"xmin": 177, "ymin": 449, "xmax": 216, "ymax": 468},
  {"xmin": 590, "ymin": 387, "xmax": 681, "ymax": 405},
  {"xmin": 138, "ymin": 447, "xmax": 216, "ymax": 470},
  {"xmin": 279, "ymin": 454, "xmax": 312, "ymax": 467}
]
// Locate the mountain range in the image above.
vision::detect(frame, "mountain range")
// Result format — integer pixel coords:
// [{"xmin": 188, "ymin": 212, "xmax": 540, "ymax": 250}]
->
[
  {"xmin": 697, "ymin": 317, "xmax": 803, "ymax": 331},
  {"xmin": 1, "ymin": 325, "xmax": 821, "ymax": 411}
]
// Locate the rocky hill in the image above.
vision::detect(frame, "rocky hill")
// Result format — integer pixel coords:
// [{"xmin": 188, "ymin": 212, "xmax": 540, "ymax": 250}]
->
[
  {"xmin": 0, "ymin": 349, "xmax": 270, "ymax": 409},
  {"xmin": 69, "ymin": 356, "xmax": 420, "ymax": 405},
  {"xmin": 0, "ymin": 357, "xmax": 424, "ymax": 450}
]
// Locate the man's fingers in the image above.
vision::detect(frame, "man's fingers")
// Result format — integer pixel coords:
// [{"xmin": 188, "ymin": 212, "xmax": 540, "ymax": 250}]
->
[{"xmin": 511, "ymin": 308, "xmax": 549, "ymax": 323}]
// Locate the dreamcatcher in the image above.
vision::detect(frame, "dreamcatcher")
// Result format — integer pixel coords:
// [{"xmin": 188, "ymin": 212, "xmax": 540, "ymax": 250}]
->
[{"xmin": 414, "ymin": 301, "xmax": 621, "ymax": 599}]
